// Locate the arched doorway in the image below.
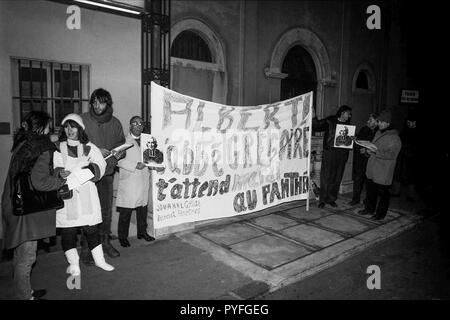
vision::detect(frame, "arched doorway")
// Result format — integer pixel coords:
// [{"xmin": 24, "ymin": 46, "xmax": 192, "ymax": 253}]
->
[
  {"xmin": 280, "ymin": 45, "xmax": 317, "ymax": 110},
  {"xmin": 266, "ymin": 28, "xmax": 335, "ymax": 116}
]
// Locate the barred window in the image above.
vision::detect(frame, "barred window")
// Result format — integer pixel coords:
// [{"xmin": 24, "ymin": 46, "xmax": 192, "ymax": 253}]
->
[
  {"xmin": 171, "ymin": 30, "xmax": 212, "ymax": 62},
  {"xmin": 11, "ymin": 58, "xmax": 90, "ymax": 130}
]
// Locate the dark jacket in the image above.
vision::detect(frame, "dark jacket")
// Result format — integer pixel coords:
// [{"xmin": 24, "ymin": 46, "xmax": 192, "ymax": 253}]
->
[
  {"xmin": 81, "ymin": 106, "xmax": 125, "ymax": 176},
  {"xmin": 1, "ymin": 135, "xmax": 66, "ymax": 250},
  {"xmin": 312, "ymin": 115, "xmax": 352, "ymax": 151},
  {"xmin": 366, "ymin": 128, "xmax": 402, "ymax": 186},
  {"xmin": 352, "ymin": 125, "xmax": 377, "ymax": 179}
]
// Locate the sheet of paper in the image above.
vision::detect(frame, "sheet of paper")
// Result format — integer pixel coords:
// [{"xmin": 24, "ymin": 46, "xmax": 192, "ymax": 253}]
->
[
  {"xmin": 66, "ymin": 168, "xmax": 94, "ymax": 190},
  {"xmin": 354, "ymin": 140, "xmax": 377, "ymax": 151}
]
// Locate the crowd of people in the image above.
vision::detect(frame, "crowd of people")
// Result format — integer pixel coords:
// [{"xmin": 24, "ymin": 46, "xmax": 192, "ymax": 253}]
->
[
  {"xmin": 1, "ymin": 88, "xmax": 445, "ymax": 299},
  {"xmin": 1, "ymin": 88, "xmax": 156, "ymax": 300},
  {"xmin": 312, "ymin": 104, "xmax": 431, "ymax": 221}
]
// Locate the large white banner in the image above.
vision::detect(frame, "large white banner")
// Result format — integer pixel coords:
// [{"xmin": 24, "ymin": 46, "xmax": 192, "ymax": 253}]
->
[{"xmin": 150, "ymin": 82, "xmax": 312, "ymax": 229}]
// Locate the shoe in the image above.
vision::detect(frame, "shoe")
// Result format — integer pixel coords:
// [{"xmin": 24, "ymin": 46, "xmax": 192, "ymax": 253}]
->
[
  {"xmin": 64, "ymin": 248, "xmax": 81, "ymax": 276},
  {"xmin": 119, "ymin": 238, "xmax": 131, "ymax": 247},
  {"xmin": 318, "ymin": 202, "xmax": 325, "ymax": 209},
  {"xmin": 327, "ymin": 201, "xmax": 338, "ymax": 207},
  {"xmin": 137, "ymin": 233, "xmax": 155, "ymax": 242},
  {"xmin": 102, "ymin": 234, "xmax": 120, "ymax": 258},
  {"xmin": 80, "ymin": 239, "xmax": 95, "ymax": 266},
  {"xmin": 348, "ymin": 200, "xmax": 359, "ymax": 206},
  {"xmin": 91, "ymin": 245, "xmax": 114, "ymax": 271},
  {"xmin": 31, "ymin": 289, "xmax": 46, "ymax": 299},
  {"xmin": 358, "ymin": 208, "xmax": 374, "ymax": 215},
  {"xmin": 371, "ymin": 214, "xmax": 385, "ymax": 221}
]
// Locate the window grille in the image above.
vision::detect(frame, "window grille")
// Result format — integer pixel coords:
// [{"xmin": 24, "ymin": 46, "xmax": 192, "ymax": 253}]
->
[{"xmin": 11, "ymin": 58, "xmax": 90, "ymax": 131}]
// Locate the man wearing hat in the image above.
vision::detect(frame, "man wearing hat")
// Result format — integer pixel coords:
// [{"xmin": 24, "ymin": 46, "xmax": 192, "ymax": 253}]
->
[{"xmin": 358, "ymin": 109, "xmax": 402, "ymax": 220}]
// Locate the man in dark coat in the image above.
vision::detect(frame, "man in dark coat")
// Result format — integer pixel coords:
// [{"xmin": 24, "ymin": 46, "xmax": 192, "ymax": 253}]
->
[
  {"xmin": 81, "ymin": 88, "xmax": 125, "ymax": 261},
  {"xmin": 348, "ymin": 113, "xmax": 379, "ymax": 205},
  {"xmin": 358, "ymin": 110, "xmax": 402, "ymax": 220},
  {"xmin": 312, "ymin": 105, "xmax": 352, "ymax": 208}
]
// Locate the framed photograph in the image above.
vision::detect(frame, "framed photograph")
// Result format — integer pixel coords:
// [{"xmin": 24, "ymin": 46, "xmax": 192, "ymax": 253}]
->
[
  {"xmin": 334, "ymin": 124, "xmax": 356, "ymax": 149},
  {"xmin": 140, "ymin": 133, "xmax": 165, "ymax": 168}
]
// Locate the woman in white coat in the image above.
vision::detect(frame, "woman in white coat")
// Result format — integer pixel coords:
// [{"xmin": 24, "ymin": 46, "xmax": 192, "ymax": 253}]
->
[
  {"xmin": 54, "ymin": 114, "xmax": 114, "ymax": 276},
  {"xmin": 116, "ymin": 116, "xmax": 155, "ymax": 247}
]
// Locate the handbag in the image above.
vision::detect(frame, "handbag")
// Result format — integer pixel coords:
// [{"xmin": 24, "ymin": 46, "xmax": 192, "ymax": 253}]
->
[{"xmin": 12, "ymin": 172, "xmax": 65, "ymax": 216}]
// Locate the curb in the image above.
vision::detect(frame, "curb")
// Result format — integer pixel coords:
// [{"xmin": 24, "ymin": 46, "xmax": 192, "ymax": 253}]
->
[{"xmin": 179, "ymin": 214, "xmax": 421, "ymax": 299}]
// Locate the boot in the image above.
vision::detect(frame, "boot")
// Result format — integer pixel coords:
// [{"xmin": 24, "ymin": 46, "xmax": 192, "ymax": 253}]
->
[
  {"xmin": 80, "ymin": 237, "xmax": 95, "ymax": 266},
  {"xmin": 91, "ymin": 245, "xmax": 114, "ymax": 271},
  {"xmin": 101, "ymin": 234, "xmax": 120, "ymax": 258},
  {"xmin": 64, "ymin": 248, "xmax": 81, "ymax": 276}
]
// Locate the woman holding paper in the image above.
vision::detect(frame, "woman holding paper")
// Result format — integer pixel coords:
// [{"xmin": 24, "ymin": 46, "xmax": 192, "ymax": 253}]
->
[{"xmin": 54, "ymin": 114, "xmax": 114, "ymax": 276}]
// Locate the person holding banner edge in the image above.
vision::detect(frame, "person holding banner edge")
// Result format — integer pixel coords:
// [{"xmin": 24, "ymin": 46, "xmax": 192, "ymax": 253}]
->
[
  {"xmin": 348, "ymin": 113, "xmax": 379, "ymax": 206},
  {"xmin": 116, "ymin": 116, "xmax": 155, "ymax": 247},
  {"xmin": 312, "ymin": 105, "xmax": 352, "ymax": 208}
]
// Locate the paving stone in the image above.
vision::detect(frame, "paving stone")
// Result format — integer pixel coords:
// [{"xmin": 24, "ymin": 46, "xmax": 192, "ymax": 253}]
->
[
  {"xmin": 311, "ymin": 214, "xmax": 372, "ymax": 235},
  {"xmin": 280, "ymin": 224, "xmax": 346, "ymax": 248},
  {"xmin": 284, "ymin": 206, "xmax": 333, "ymax": 221},
  {"xmin": 250, "ymin": 214, "xmax": 299, "ymax": 231},
  {"xmin": 229, "ymin": 234, "xmax": 311, "ymax": 269},
  {"xmin": 345, "ymin": 208, "xmax": 402, "ymax": 224},
  {"xmin": 199, "ymin": 223, "xmax": 265, "ymax": 246}
]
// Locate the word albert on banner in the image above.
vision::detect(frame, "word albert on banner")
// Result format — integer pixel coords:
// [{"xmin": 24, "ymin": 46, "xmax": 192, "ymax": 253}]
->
[{"xmin": 150, "ymin": 82, "xmax": 313, "ymax": 230}]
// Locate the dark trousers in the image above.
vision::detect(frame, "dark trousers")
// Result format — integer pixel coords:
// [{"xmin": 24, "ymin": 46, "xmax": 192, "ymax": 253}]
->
[
  {"xmin": 60, "ymin": 225, "xmax": 101, "ymax": 252},
  {"xmin": 365, "ymin": 179, "xmax": 391, "ymax": 217},
  {"xmin": 96, "ymin": 175, "xmax": 114, "ymax": 236},
  {"xmin": 319, "ymin": 149, "xmax": 349, "ymax": 203},
  {"xmin": 117, "ymin": 206, "xmax": 148, "ymax": 239},
  {"xmin": 352, "ymin": 156, "xmax": 368, "ymax": 202}
]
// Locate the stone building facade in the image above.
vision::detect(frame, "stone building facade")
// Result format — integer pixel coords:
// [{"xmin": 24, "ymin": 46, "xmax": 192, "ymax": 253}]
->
[{"xmin": 0, "ymin": 0, "xmax": 412, "ymax": 239}]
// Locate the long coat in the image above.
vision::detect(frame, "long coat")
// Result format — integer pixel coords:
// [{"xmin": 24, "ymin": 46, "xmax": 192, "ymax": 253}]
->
[
  {"xmin": 366, "ymin": 128, "xmax": 402, "ymax": 186},
  {"xmin": 53, "ymin": 141, "xmax": 106, "ymax": 228},
  {"xmin": 2, "ymin": 146, "xmax": 65, "ymax": 250},
  {"xmin": 116, "ymin": 134, "xmax": 150, "ymax": 209}
]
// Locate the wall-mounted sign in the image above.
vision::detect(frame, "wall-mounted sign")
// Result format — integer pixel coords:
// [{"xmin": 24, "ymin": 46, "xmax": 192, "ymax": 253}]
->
[{"xmin": 400, "ymin": 89, "xmax": 419, "ymax": 104}]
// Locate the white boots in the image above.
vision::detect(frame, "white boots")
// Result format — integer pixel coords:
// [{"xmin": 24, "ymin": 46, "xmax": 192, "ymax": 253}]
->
[
  {"xmin": 65, "ymin": 246, "xmax": 114, "ymax": 275},
  {"xmin": 64, "ymin": 248, "xmax": 81, "ymax": 276},
  {"xmin": 91, "ymin": 244, "xmax": 114, "ymax": 271}
]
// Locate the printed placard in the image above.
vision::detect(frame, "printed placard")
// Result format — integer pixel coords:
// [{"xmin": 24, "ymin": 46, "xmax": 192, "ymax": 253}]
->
[{"xmin": 334, "ymin": 124, "xmax": 356, "ymax": 149}]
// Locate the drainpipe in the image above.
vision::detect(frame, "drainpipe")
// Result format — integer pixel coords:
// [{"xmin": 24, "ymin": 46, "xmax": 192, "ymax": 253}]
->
[
  {"xmin": 338, "ymin": 1, "xmax": 345, "ymax": 107},
  {"xmin": 238, "ymin": 1, "xmax": 245, "ymax": 105}
]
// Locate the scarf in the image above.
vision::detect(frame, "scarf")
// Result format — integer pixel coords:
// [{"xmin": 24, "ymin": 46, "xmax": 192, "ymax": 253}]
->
[{"xmin": 89, "ymin": 105, "xmax": 113, "ymax": 124}]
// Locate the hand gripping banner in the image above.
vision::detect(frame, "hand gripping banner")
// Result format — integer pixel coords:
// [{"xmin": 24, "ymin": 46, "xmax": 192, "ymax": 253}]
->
[{"xmin": 150, "ymin": 82, "xmax": 313, "ymax": 229}]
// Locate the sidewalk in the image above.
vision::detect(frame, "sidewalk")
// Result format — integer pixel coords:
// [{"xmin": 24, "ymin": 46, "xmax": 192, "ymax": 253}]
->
[{"xmin": 0, "ymin": 193, "xmax": 422, "ymax": 300}]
